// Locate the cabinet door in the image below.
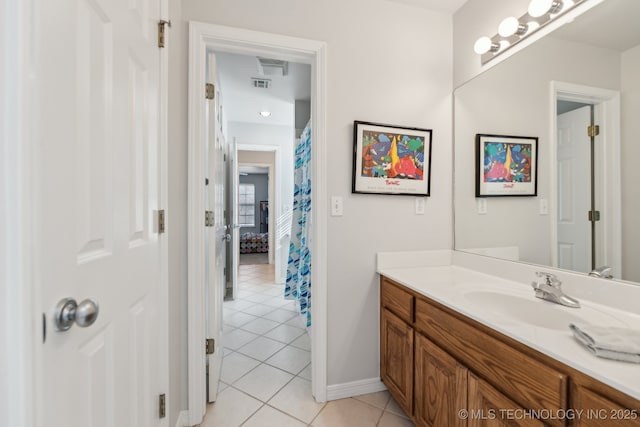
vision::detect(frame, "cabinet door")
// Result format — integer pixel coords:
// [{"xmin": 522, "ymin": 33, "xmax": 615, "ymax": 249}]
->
[
  {"xmin": 468, "ymin": 373, "xmax": 547, "ymax": 427},
  {"xmin": 572, "ymin": 385, "xmax": 640, "ymax": 427},
  {"xmin": 415, "ymin": 334, "xmax": 468, "ymax": 427},
  {"xmin": 381, "ymin": 308, "xmax": 414, "ymax": 415}
]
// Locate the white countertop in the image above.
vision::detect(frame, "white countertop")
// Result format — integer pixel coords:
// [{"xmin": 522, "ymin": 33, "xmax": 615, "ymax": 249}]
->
[{"xmin": 378, "ymin": 263, "xmax": 640, "ymax": 401}]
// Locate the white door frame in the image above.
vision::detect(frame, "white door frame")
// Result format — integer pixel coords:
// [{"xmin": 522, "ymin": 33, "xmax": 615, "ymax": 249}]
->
[
  {"xmin": 550, "ymin": 81, "xmax": 621, "ymax": 276},
  {"xmin": 2, "ymin": 0, "xmax": 170, "ymax": 424},
  {"xmin": 187, "ymin": 22, "xmax": 328, "ymax": 425},
  {"xmin": 1, "ymin": 1, "xmax": 35, "ymax": 425}
]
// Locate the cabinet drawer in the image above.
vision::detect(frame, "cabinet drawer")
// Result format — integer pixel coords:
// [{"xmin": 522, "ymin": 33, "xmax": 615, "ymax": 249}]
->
[
  {"xmin": 415, "ymin": 298, "xmax": 568, "ymax": 427},
  {"xmin": 381, "ymin": 278, "xmax": 414, "ymax": 324}
]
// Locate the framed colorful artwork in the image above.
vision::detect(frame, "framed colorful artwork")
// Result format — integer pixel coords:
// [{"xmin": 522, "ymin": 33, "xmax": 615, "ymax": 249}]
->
[
  {"xmin": 475, "ymin": 134, "xmax": 538, "ymax": 197},
  {"xmin": 352, "ymin": 121, "xmax": 432, "ymax": 196}
]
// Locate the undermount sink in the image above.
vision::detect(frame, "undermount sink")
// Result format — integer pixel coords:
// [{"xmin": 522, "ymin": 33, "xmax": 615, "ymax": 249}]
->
[{"xmin": 463, "ymin": 290, "xmax": 626, "ymax": 331}]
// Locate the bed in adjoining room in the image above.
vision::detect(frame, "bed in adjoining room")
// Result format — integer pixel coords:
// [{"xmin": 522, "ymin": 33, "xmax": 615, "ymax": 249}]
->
[{"xmin": 240, "ymin": 232, "xmax": 269, "ymax": 254}]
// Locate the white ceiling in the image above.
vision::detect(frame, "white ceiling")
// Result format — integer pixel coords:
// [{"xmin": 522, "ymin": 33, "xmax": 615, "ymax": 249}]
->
[
  {"xmin": 239, "ymin": 166, "xmax": 269, "ymax": 175},
  {"xmin": 215, "ymin": 51, "xmax": 311, "ymax": 127},
  {"xmin": 551, "ymin": 0, "xmax": 640, "ymax": 52},
  {"xmin": 384, "ymin": 0, "xmax": 469, "ymax": 14}
]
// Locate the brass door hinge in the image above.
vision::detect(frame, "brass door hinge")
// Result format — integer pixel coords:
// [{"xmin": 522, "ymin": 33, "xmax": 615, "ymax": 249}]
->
[
  {"xmin": 154, "ymin": 210, "xmax": 166, "ymax": 234},
  {"xmin": 158, "ymin": 394, "xmax": 166, "ymax": 418},
  {"xmin": 158, "ymin": 20, "xmax": 171, "ymax": 48},
  {"xmin": 587, "ymin": 125, "xmax": 600, "ymax": 138},
  {"xmin": 205, "ymin": 83, "xmax": 215, "ymax": 100},
  {"xmin": 588, "ymin": 210, "xmax": 601, "ymax": 222},
  {"xmin": 206, "ymin": 338, "xmax": 215, "ymax": 355},
  {"xmin": 205, "ymin": 210, "xmax": 214, "ymax": 227}
]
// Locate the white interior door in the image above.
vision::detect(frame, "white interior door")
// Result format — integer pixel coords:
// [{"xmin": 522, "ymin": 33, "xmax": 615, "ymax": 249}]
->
[
  {"xmin": 557, "ymin": 106, "xmax": 592, "ymax": 273},
  {"xmin": 206, "ymin": 52, "xmax": 225, "ymax": 403},
  {"xmin": 37, "ymin": 0, "xmax": 165, "ymax": 425}
]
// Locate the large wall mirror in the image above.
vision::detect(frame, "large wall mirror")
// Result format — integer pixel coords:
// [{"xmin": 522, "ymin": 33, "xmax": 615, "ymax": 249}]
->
[{"xmin": 454, "ymin": 0, "xmax": 640, "ymax": 284}]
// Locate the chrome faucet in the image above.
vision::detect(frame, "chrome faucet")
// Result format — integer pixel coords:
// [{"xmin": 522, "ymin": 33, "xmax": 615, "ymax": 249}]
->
[
  {"xmin": 589, "ymin": 266, "xmax": 613, "ymax": 279},
  {"xmin": 531, "ymin": 272, "xmax": 580, "ymax": 308}
]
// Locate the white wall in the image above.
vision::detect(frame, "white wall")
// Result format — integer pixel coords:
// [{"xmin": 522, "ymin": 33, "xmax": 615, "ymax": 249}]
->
[
  {"xmin": 230, "ymin": 121, "xmax": 294, "ymax": 215},
  {"xmin": 455, "ymin": 36, "xmax": 620, "ymax": 266},
  {"xmin": 168, "ymin": 0, "xmax": 453, "ymax": 416},
  {"xmin": 621, "ymin": 44, "xmax": 640, "ymax": 282}
]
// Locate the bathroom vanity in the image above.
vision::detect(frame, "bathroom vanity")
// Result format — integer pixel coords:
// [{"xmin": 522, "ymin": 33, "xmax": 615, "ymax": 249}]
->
[{"xmin": 378, "ymin": 251, "xmax": 640, "ymax": 427}]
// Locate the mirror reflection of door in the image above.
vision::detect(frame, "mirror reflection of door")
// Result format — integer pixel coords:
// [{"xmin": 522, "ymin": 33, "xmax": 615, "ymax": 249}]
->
[{"xmin": 557, "ymin": 104, "xmax": 592, "ymax": 273}]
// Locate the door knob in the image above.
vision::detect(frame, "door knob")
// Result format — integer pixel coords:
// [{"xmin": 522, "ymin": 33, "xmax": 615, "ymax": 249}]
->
[
  {"xmin": 222, "ymin": 233, "xmax": 231, "ymax": 242},
  {"xmin": 54, "ymin": 298, "xmax": 100, "ymax": 331}
]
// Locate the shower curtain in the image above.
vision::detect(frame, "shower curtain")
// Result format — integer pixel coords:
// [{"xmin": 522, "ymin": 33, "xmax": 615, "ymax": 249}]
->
[{"xmin": 285, "ymin": 121, "xmax": 312, "ymax": 327}]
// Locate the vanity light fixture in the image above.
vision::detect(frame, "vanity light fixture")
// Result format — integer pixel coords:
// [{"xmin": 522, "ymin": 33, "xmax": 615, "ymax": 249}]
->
[{"xmin": 474, "ymin": 0, "xmax": 588, "ymax": 65}]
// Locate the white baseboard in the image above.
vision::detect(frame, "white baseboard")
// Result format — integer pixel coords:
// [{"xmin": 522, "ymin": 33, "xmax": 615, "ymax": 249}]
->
[
  {"xmin": 326, "ymin": 377, "xmax": 387, "ymax": 401},
  {"xmin": 174, "ymin": 410, "xmax": 189, "ymax": 427}
]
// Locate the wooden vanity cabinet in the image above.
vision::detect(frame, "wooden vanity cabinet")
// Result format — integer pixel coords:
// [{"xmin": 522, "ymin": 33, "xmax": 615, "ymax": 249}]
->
[{"xmin": 380, "ymin": 275, "xmax": 640, "ymax": 427}]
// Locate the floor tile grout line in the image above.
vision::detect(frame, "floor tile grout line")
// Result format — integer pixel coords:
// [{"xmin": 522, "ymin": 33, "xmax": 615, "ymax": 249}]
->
[
  {"xmin": 228, "ymin": 369, "xmax": 316, "ymax": 425},
  {"xmin": 211, "ymin": 263, "xmax": 318, "ymax": 426}
]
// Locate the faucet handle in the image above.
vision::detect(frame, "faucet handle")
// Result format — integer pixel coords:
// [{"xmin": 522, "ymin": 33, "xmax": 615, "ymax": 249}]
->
[{"xmin": 535, "ymin": 271, "xmax": 560, "ymax": 286}]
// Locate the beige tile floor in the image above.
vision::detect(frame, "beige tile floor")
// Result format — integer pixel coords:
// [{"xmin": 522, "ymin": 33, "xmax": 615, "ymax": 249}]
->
[{"xmin": 200, "ymin": 263, "xmax": 414, "ymax": 427}]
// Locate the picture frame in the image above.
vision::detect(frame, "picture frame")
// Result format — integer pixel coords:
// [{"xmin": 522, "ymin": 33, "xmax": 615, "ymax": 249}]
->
[
  {"xmin": 475, "ymin": 133, "xmax": 538, "ymax": 197},
  {"xmin": 352, "ymin": 121, "xmax": 432, "ymax": 196}
]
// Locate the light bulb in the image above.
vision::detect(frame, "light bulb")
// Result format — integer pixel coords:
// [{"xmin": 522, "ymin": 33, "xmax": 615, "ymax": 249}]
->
[
  {"xmin": 474, "ymin": 37, "xmax": 494, "ymax": 55},
  {"xmin": 528, "ymin": 0, "xmax": 563, "ymax": 17},
  {"xmin": 528, "ymin": 0, "xmax": 552, "ymax": 17},
  {"xmin": 526, "ymin": 20, "xmax": 541, "ymax": 32},
  {"xmin": 498, "ymin": 17, "xmax": 519, "ymax": 37}
]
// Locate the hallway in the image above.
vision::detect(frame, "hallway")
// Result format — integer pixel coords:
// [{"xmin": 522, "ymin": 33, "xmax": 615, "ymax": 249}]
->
[{"xmin": 201, "ymin": 264, "xmax": 413, "ymax": 426}]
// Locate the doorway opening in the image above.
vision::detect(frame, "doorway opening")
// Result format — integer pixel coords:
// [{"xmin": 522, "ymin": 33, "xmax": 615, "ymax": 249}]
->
[
  {"xmin": 188, "ymin": 22, "xmax": 328, "ymax": 426},
  {"xmin": 237, "ymin": 164, "xmax": 271, "ymax": 268},
  {"xmin": 209, "ymin": 48, "xmax": 314, "ymax": 423}
]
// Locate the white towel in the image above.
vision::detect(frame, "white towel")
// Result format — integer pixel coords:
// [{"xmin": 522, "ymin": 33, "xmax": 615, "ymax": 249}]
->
[{"xmin": 569, "ymin": 322, "xmax": 640, "ymax": 364}]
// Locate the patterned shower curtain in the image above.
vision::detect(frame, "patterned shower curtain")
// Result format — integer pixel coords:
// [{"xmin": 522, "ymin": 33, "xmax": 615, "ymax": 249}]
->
[{"xmin": 285, "ymin": 121, "xmax": 312, "ymax": 327}]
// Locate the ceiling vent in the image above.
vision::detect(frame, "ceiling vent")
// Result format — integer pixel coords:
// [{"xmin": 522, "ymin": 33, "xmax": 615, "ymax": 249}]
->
[
  {"xmin": 251, "ymin": 78, "xmax": 271, "ymax": 89},
  {"xmin": 256, "ymin": 57, "xmax": 289, "ymax": 76}
]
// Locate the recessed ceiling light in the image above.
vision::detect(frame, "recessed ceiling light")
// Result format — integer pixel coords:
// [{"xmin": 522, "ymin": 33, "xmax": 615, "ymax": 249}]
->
[{"xmin": 259, "ymin": 111, "xmax": 271, "ymax": 117}]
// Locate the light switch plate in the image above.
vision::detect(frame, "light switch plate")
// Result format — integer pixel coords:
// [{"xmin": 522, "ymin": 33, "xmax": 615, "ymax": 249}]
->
[
  {"xmin": 477, "ymin": 198, "xmax": 487, "ymax": 215},
  {"xmin": 331, "ymin": 196, "xmax": 343, "ymax": 216},
  {"xmin": 539, "ymin": 198, "xmax": 548, "ymax": 215},
  {"xmin": 415, "ymin": 198, "xmax": 425, "ymax": 215}
]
